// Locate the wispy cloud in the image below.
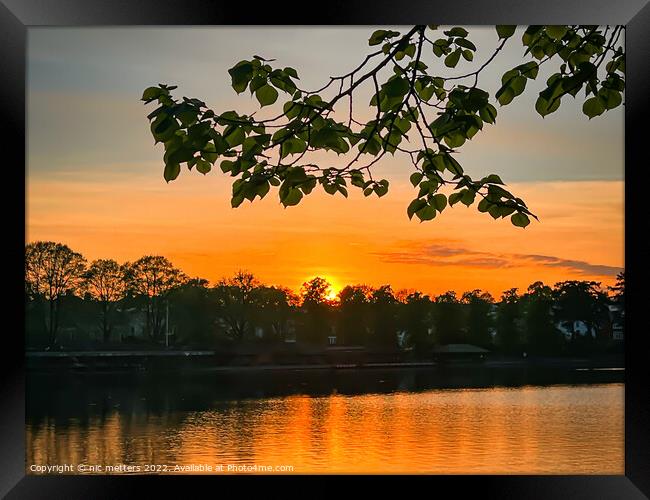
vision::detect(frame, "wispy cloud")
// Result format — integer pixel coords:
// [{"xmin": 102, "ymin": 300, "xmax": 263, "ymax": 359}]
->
[
  {"xmin": 375, "ymin": 243, "xmax": 622, "ymax": 278},
  {"xmin": 517, "ymin": 254, "xmax": 623, "ymax": 276}
]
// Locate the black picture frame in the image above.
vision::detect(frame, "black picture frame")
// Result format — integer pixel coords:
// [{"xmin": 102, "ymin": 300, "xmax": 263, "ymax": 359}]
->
[{"xmin": 2, "ymin": 1, "xmax": 648, "ymax": 497}]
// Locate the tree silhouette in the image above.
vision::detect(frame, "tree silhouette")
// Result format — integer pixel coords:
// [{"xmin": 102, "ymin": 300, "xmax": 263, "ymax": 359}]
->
[
  {"xmin": 25, "ymin": 241, "xmax": 87, "ymax": 346},
  {"xmin": 462, "ymin": 289, "xmax": 495, "ymax": 348},
  {"xmin": 125, "ymin": 256, "xmax": 187, "ymax": 340},
  {"xmin": 495, "ymin": 288, "xmax": 521, "ymax": 353},
  {"xmin": 167, "ymin": 278, "xmax": 215, "ymax": 347},
  {"xmin": 337, "ymin": 285, "xmax": 373, "ymax": 345},
  {"xmin": 522, "ymin": 281, "xmax": 563, "ymax": 355},
  {"xmin": 298, "ymin": 277, "xmax": 334, "ymax": 345},
  {"xmin": 369, "ymin": 285, "xmax": 399, "ymax": 348},
  {"xmin": 399, "ymin": 291, "xmax": 434, "ymax": 353},
  {"xmin": 300, "ymin": 276, "xmax": 332, "ymax": 305},
  {"xmin": 433, "ymin": 290, "xmax": 464, "ymax": 345},
  {"xmin": 251, "ymin": 286, "xmax": 297, "ymax": 343},
  {"xmin": 553, "ymin": 280, "xmax": 608, "ymax": 345},
  {"xmin": 83, "ymin": 259, "xmax": 128, "ymax": 342},
  {"xmin": 213, "ymin": 270, "xmax": 261, "ymax": 342},
  {"xmin": 24, "ymin": 242, "xmax": 624, "ymax": 356},
  {"xmin": 608, "ymin": 271, "xmax": 625, "ymax": 306},
  {"xmin": 142, "ymin": 25, "xmax": 624, "ymax": 227}
]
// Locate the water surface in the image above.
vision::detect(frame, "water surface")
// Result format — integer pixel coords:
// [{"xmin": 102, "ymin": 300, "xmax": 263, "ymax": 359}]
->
[{"xmin": 26, "ymin": 368, "xmax": 624, "ymax": 474}]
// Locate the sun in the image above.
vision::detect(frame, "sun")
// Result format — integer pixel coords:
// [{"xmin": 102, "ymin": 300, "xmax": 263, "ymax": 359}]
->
[
  {"xmin": 321, "ymin": 275, "xmax": 342, "ymax": 301},
  {"xmin": 325, "ymin": 287, "xmax": 339, "ymax": 302},
  {"xmin": 302, "ymin": 274, "xmax": 342, "ymax": 302}
]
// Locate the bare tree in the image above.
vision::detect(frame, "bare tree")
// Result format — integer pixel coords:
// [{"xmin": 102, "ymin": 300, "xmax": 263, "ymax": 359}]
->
[
  {"xmin": 213, "ymin": 270, "xmax": 261, "ymax": 341},
  {"xmin": 84, "ymin": 259, "xmax": 128, "ymax": 342},
  {"xmin": 125, "ymin": 256, "xmax": 187, "ymax": 340},
  {"xmin": 25, "ymin": 241, "xmax": 87, "ymax": 346}
]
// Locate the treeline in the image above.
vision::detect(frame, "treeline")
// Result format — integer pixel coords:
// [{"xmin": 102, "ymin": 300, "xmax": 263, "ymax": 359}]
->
[{"xmin": 25, "ymin": 241, "xmax": 624, "ymax": 356}]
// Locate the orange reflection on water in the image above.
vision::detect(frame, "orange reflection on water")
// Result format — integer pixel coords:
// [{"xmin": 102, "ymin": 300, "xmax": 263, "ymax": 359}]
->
[{"xmin": 26, "ymin": 384, "xmax": 624, "ymax": 474}]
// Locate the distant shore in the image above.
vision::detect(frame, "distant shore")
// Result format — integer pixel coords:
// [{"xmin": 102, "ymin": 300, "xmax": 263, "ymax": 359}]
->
[{"xmin": 25, "ymin": 349, "xmax": 624, "ymax": 375}]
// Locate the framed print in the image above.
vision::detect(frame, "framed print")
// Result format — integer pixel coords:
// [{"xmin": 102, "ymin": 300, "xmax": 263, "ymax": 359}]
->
[{"xmin": 2, "ymin": 0, "xmax": 649, "ymax": 497}]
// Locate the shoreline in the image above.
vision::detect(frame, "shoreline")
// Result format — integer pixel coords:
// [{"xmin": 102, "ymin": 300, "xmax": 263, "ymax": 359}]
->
[{"xmin": 25, "ymin": 355, "xmax": 625, "ymax": 375}]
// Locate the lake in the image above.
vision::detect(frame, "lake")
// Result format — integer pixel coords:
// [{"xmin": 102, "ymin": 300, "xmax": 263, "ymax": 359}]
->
[{"xmin": 26, "ymin": 367, "xmax": 624, "ymax": 474}]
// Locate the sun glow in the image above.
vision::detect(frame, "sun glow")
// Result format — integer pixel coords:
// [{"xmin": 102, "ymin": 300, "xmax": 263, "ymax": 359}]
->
[
  {"xmin": 325, "ymin": 288, "xmax": 339, "ymax": 302},
  {"xmin": 300, "ymin": 274, "xmax": 342, "ymax": 302}
]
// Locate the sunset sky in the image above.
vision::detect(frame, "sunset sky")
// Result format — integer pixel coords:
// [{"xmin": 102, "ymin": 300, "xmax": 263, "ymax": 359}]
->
[{"xmin": 26, "ymin": 27, "xmax": 624, "ymax": 298}]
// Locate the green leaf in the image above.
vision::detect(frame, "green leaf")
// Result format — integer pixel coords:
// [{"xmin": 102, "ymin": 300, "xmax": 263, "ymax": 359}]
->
[
  {"xmin": 455, "ymin": 38, "xmax": 476, "ymax": 50},
  {"xmin": 477, "ymin": 198, "xmax": 491, "ymax": 212},
  {"xmin": 224, "ymin": 126, "xmax": 246, "ymax": 147},
  {"xmin": 202, "ymin": 142, "xmax": 218, "ymax": 163},
  {"xmin": 500, "ymin": 205, "xmax": 516, "ymax": 217},
  {"xmin": 416, "ymin": 205, "xmax": 436, "ymax": 221},
  {"xmin": 228, "ymin": 61, "xmax": 254, "ymax": 94},
  {"xmin": 479, "ymin": 104, "xmax": 498, "ymax": 124},
  {"xmin": 383, "ymin": 77, "xmax": 410, "ymax": 97},
  {"xmin": 496, "ymin": 86, "xmax": 515, "ymax": 106},
  {"xmin": 196, "ymin": 159, "xmax": 211, "ymax": 174},
  {"xmin": 517, "ymin": 61, "xmax": 539, "ymax": 79},
  {"xmin": 255, "ymin": 84, "xmax": 279, "ymax": 107},
  {"xmin": 360, "ymin": 137, "xmax": 381, "ymax": 156},
  {"xmin": 249, "ymin": 75, "xmax": 266, "ymax": 93},
  {"xmin": 410, "ymin": 172, "xmax": 423, "ymax": 187},
  {"xmin": 496, "ymin": 25, "xmax": 516, "ymax": 39},
  {"xmin": 323, "ymin": 182, "xmax": 338, "ymax": 195},
  {"xmin": 511, "ymin": 212, "xmax": 531, "ymax": 228},
  {"xmin": 142, "ymin": 86, "xmax": 163, "ymax": 101},
  {"xmin": 443, "ymin": 132, "xmax": 465, "ymax": 149},
  {"xmin": 151, "ymin": 116, "xmax": 179, "ymax": 142},
  {"xmin": 444, "ymin": 49, "xmax": 461, "ymax": 68},
  {"xmin": 444, "ymin": 27, "xmax": 469, "ymax": 38},
  {"xmin": 449, "ymin": 192, "xmax": 463, "ymax": 206},
  {"xmin": 486, "ymin": 204, "xmax": 501, "ymax": 219},
  {"xmin": 256, "ymin": 180, "xmax": 270, "ymax": 199},
  {"xmin": 535, "ymin": 95, "xmax": 561, "ymax": 117},
  {"xmin": 369, "ymin": 29, "xmax": 396, "ymax": 46},
  {"xmin": 280, "ymin": 137, "xmax": 307, "ymax": 158},
  {"xmin": 510, "ymin": 75, "xmax": 527, "ymax": 96},
  {"xmin": 231, "ymin": 195, "xmax": 244, "ymax": 208},
  {"xmin": 432, "ymin": 193, "xmax": 447, "ymax": 212},
  {"xmin": 310, "ymin": 127, "xmax": 341, "ymax": 149},
  {"xmin": 461, "ymin": 190, "xmax": 475, "ymax": 206},
  {"xmin": 407, "ymin": 198, "xmax": 427, "ymax": 220},
  {"xmin": 545, "ymin": 26, "xmax": 568, "ymax": 40},
  {"xmin": 164, "ymin": 163, "xmax": 180, "ymax": 182},
  {"xmin": 281, "ymin": 187, "xmax": 303, "ymax": 207},
  {"xmin": 374, "ymin": 182, "xmax": 389, "ymax": 197},
  {"xmin": 482, "ymin": 174, "xmax": 504, "ymax": 185},
  {"xmin": 417, "ymin": 181, "xmax": 432, "ymax": 198},
  {"xmin": 350, "ymin": 171, "xmax": 365, "ymax": 187},
  {"xmin": 416, "ymin": 83, "xmax": 435, "ymax": 101},
  {"xmin": 598, "ymin": 88, "xmax": 622, "ymax": 110},
  {"xmin": 582, "ymin": 97, "xmax": 606, "ymax": 119},
  {"xmin": 496, "ymin": 73, "xmax": 526, "ymax": 105}
]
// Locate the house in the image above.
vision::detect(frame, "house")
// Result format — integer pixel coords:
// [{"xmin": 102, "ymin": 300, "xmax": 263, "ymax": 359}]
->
[
  {"xmin": 432, "ymin": 343, "xmax": 490, "ymax": 362},
  {"xmin": 112, "ymin": 306, "xmax": 148, "ymax": 342},
  {"xmin": 607, "ymin": 304, "xmax": 624, "ymax": 341},
  {"xmin": 555, "ymin": 320, "xmax": 596, "ymax": 340}
]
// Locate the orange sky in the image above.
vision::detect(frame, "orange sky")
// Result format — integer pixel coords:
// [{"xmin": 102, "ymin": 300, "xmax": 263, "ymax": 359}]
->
[
  {"xmin": 26, "ymin": 27, "xmax": 624, "ymax": 299},
  {"xmin": 26, "ymin": 167, "xmax": 624, "ymax": 298}
]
